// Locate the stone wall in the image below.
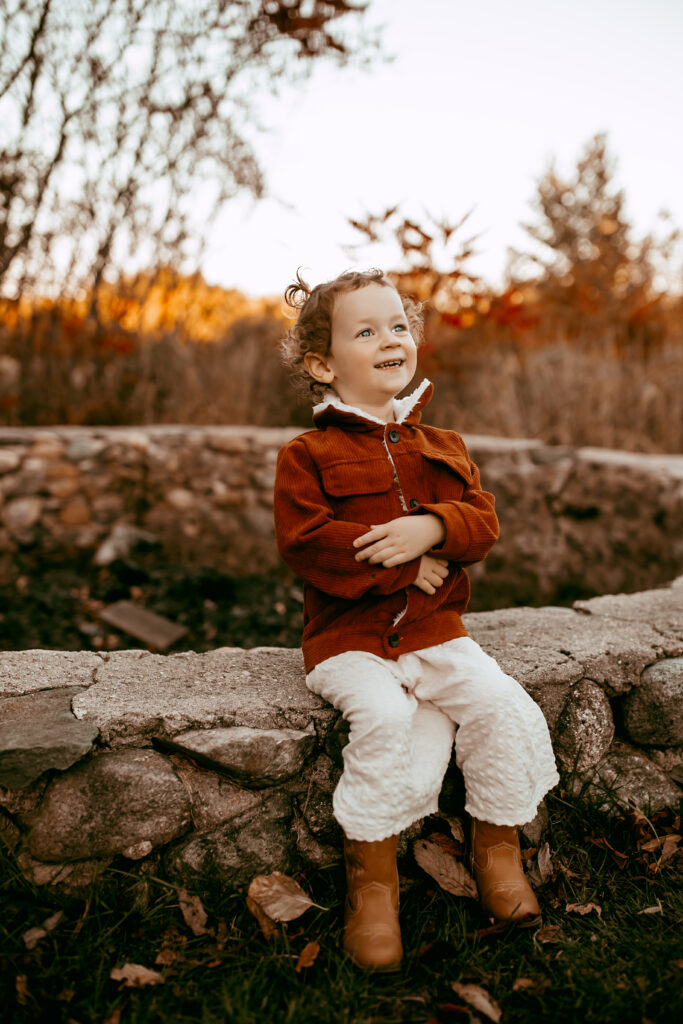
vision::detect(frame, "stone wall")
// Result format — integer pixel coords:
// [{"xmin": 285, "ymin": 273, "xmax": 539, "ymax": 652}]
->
[
  {"xmin": 1, "ymin": 425, "xmax": 682, "ymax": 607},
  {"xmin": 1, "ymin": 578, "xmax": 681, "ymax": 893}
]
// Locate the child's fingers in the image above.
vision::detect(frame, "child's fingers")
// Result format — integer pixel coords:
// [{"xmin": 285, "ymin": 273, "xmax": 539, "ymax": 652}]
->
[{"xmin": 352, "ymin": 524, "xmax": 386, "ymax": 547}]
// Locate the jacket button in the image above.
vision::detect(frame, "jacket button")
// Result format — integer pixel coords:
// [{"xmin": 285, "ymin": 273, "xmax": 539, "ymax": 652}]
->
[
  {"xmin": 388, "ymin": 633, "xmax": 400, "ymax": 648},
  {"xmin": 388, "ymin": 429, "xmax": 400, "ymax": 443},
  {"xmin": 409, "ymin": 498, "xmax": 419, "ymax": 509}
]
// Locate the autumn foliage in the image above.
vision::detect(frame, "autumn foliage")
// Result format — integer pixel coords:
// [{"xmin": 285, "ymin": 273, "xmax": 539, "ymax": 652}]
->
[{"xmin": 1, "ymin": 133, "xmax": 681, "ymax": 451}]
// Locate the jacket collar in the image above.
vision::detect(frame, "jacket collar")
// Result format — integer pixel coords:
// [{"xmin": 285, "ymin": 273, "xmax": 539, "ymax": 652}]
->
[{"xmin": 312, "ymin": 378, "xmax": 433, "ymax": 431}]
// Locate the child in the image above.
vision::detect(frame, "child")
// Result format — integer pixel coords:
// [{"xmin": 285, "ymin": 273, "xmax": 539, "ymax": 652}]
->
[{"xmin": 273, "ymin": 268, "xmax": 559, "ymax": 972}]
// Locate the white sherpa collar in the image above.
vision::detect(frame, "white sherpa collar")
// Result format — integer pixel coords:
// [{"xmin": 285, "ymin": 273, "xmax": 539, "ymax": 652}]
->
[{"xmin": 312, "ymin": 377, "xmax": 432, "ymax": 426}]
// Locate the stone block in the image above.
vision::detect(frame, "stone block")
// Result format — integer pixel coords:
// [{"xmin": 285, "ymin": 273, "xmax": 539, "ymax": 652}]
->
[
  {"xmin": 163, "ymin": 791, "xmax": 296, "ymax": 891},
  {"xmin": 28, "ymin": 749, "xmax": 191, "ymax": 861},
  {"xmin": 162, "ymin": 725, "xmax": 316, "ymax": 787},
  {"xmin": 0, "ymin": 650, "xmax": 103, "ymax": 696},
  {"xmin": 573, "ymin": 750, "xmax": 681, "ymax": 817},
  {"xmin": 621, "ymin": 657, "xmax": 683, "ymax": 747},
  {"xmin": 2, "ymin": 495, "xmax": 42, "ymax": 533},
  {"xmin": 554, "ymin": 679, "xmax": 615, "ymax": 773},
  {"xmin": 0, "ymin": 687, "xmax": 99, "ymax": 790}
]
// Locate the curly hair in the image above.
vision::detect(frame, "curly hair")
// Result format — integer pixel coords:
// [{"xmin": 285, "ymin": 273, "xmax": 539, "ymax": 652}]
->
[{"xmin": 280, "ymin": 268, "xmax": 424, "ymax": 402}]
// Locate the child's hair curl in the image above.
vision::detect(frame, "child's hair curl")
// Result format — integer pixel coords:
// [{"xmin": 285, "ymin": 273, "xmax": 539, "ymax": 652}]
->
[{"xmin": 280, "ymin": 268, "xmax": 424, "ymax": 402}]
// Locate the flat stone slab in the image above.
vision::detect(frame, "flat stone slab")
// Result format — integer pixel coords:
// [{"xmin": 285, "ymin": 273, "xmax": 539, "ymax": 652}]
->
[
  {"xmin": 162, "ymin": 725, "xmax": 317, "ymax": 787},
  {"xmin": 0, "ymin": 651, "xmax": 102, "ymax": 696},
  {"xmin": 465, "ymin": 599, "xmax": 683, "ymax": 703},
  {"xmin": 71, "ymin": 647, "xmax": 330, "ymax": 747},
  {"xmin": 573, "ymin": 577, "xmax": 683, "ymax": 651},
  {"xmin": 0, "ymin": 687, "xmax": 99, "ymax": 790}
]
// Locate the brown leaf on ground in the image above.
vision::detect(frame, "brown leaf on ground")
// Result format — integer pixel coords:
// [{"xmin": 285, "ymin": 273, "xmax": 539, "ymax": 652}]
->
[
  {"xmin": 413, "ymin": 838, "xmax": 478, "ymax": 898},
  {"xmin": 101, "ymin": 1008, "xmax": 122, "ymax": 1024},
  {"xmin": 22, "ymin": 926, "xmax": 48, "ymax": 950},
  {"xmin": 295, "ymin": 940, "xmax": 320, "ymax": 972},
  {"xmin": 638, "ymin": 899, "xmax": 663, "ymax": 915},
  {"xmin": 587, "ymin": 836, "xmax": 628, "ymax": 869},
  {"xmin": 247, "ymin": 872, "xmax": 324, "ymax": 922},
  {"xmin": 154, "ymin": 948, "xmax": 179, "ymax": 965},
  {"xmin": 534, "ymin": 924, "xmax": 563, "ymax": 944},
  {"xmin": 246, "ymin": 895, "xmax": 279, "ymax": 939},
  {"xmin": 178, "ymin": 888, "xmax": 210, "ymax": 936},
  {"xmin": 526, "ymin": 841, "xmax": 554, "ymax": 889},
  {"xmin": 512, "ymin": 975, "xmax": 551, "ymax": 993},
  {"xmin": 565, "ymin": 901, "xmax": 602, "ymax": 917},
  {"xmin": 451, "ymin": 981, "xmax": 502, "ymax": 1022},
  {"xmin": 15, "ymin": 976, "xmax": 30, "ymax": 1006},
  {"xmin": 425, "ymin": 831, "xmax": 463, "ymax": 858},
  {"xmin": 215, "ymin": 920, "xmax": 229, "ymax": 949},
  {"xmin": 22, "ymin": 910, "xmax": 64, "ymax": 950},
  {"xmin": 110, "ymin": 963, "xmax": 165, "ymax": 988}
]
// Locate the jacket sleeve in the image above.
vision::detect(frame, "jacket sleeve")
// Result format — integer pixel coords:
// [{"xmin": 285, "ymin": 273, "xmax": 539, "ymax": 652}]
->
[
  {"xmin": 414, "ymin": 442, "xmax": 500, "ymax": 566},
  {"xmin": 274, "ymin": 438, "xmax": 421, "ymax": 599}
]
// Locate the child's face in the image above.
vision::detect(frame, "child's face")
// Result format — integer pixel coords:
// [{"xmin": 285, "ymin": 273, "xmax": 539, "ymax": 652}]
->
[{"xmin": 311, "ymin": 283, "xmax": 417, "ymax": 412}]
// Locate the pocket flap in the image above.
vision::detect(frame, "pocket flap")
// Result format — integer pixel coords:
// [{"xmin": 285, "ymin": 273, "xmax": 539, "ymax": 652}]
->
[
  {"xmin": 422, "ymin": 452, "xmax": 473, "ymax": 485},
  {"xmin": 321, "ymin": 459, "xmax": 394, "ymax": 497}
]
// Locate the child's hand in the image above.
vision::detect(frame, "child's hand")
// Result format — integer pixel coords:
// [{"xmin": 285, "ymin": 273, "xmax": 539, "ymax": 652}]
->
[
  {"xmin": 412, "ymin": 555, "xmax": 449, "ymax": 594},
  {"xmin": 353, "ymin": 513, "xmax": 446, "ymax": 567}
]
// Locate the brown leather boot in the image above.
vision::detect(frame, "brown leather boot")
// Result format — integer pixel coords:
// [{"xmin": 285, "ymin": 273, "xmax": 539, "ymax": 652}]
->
[
  {"xmin": 342, "ymin": 833, "xmax": 403, "ymax": 971},
  {"xmin": 470, "ymin": 818, "xmax": 542, "ymax": 928}
]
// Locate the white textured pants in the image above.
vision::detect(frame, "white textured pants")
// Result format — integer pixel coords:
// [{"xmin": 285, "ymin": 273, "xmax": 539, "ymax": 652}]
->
[{"xmin": 306, "ymin": 636, "xmax": 560, "ymax": 842}]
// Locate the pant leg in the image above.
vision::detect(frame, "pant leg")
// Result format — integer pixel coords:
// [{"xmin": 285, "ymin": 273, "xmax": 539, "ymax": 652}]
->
[
  {"xmin": 409, "ymin": 636, "xmax": 560, "ymax": 826},
  {"xmin": 306, "ymin": 650, "xmax": 454, "ymax": 841}
]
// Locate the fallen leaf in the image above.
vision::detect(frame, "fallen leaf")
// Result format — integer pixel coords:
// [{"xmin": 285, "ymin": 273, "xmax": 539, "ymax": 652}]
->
[
  {"xmin": 295, "ymin": 940, "xmax": 320, "ymax": 971},
  {"xmin": 110, "ymin": 963, "xmax": 165, "ymax": 988},
  {"xmin": 413, "ymin": 839, "xmax": 478, "ymax": 898},
  {"xmin": 671, "ymin": 959, "xmax": 683, "ymax": 969},
  {"xmin": 451, "ymin": 981, "xmax": 502, "ymax": 1023},
  {"xmin": 638, "ymin": 900, "xmax": 663, "ymax": 915},
  {"xmin": 177, "ymin": 889, "xmax": 210, "ymax": 936},
  {"xmin": 15, "ymin": 975, "xmax": 30, "ymax": 1006},
  {"xmin": 587, "ymin": 836, "xmax": 628, "ymax": 869},
  {"xmin": 247, "ymin": 872, "xmax": 324, "ymax": 922},
  {"xmin": 22, "ymin": 926, "xmax": 48, "ymax": 950},
  {"xmin": 154, "ymin": 948, "xmax": 179, "ymax": 965},
  {"xmin": 534, "ymin": 924, "xmax": 563, "ymax": 944},
  {"xmin": 526, "ymin": 841, "xmax": 554, "ymax": 889},
  {"xmin": 101, "ymin": 1009, "xmax": 122, "ymax": 1024},
  {"xmin": 22, "ymin": 910, "xmax": 65, "ymax": 950},
  {"xmin": 246, "ymin": 895, "xmax": 278, "ymax": 939},
  {"xmin": 512, "ymin": 975, "xmax": 551, "ymax": 992},
  {"xmin": 565, "ymin": 901, "xmax": 602, "ymax": 917},
  {"xmin": 215, "ymin": 920, "xmax": 229, "ymax": 949},
  {"xmin": 43, "ymin": 910, "xmax": 64, "ymax": 931}
]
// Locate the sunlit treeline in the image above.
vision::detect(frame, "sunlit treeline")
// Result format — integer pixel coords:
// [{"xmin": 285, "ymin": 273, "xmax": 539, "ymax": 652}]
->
[{"xmin": 0, "ymin": 263, "xmax": 681, "ymax": 453}]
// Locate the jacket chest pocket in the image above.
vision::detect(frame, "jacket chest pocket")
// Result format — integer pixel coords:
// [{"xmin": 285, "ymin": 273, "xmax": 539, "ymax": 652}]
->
[
  {"xmin": 320, "ymin": 458, "xmax": 395, "ymax": 519},
  {"xmin": 419, "ymin": 452, "xmax": 472, "ymax": 503}
]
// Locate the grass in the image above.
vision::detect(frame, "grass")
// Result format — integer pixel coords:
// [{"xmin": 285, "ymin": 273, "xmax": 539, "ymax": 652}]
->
[{"xmin": 0, "ymin": 792, "xmax": 681, "ymax": 1024}]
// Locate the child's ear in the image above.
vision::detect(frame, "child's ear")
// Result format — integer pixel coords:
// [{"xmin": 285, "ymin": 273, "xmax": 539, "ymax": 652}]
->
[{"xmin": 304, "ymin": 350, "xmax": 335, "ymax": 384}]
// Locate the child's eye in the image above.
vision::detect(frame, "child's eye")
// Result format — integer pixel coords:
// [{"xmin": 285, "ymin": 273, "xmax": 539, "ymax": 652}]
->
[
  {"xmin": 357, "ymin": 328, "xmax": 372, "ymax": 338},
  {"xmin": 393, "ymin": 324, "xmax": 407, "ymax": 332}
]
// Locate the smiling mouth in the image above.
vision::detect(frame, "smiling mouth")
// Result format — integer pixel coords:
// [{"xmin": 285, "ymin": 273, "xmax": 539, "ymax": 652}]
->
[{"xmin": 375, "ymin": 359, "xmax": 404, "ymax": 369}]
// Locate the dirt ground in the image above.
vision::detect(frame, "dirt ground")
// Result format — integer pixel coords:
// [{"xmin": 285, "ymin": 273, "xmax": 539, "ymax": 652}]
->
[{"xmin": 1, "ymin": 550, "xmax": 305, "ymax": 653}]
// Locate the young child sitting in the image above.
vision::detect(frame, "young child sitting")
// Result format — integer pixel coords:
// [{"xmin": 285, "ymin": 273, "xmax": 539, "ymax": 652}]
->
[{"xmin": 273, "ymin": 268, "xmax": 559, "ymax": 972}]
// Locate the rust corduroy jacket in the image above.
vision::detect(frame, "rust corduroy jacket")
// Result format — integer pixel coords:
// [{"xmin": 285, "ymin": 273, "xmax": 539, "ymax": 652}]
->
[{"xmin": 273, "ymin": 378, "xmax": 500, "ymax": 673}]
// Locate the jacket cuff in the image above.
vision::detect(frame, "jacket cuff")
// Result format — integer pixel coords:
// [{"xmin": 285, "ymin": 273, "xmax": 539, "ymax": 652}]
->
[{"xmin": 417, "ymin": 502, "xmax": 472, "ymax": 561}]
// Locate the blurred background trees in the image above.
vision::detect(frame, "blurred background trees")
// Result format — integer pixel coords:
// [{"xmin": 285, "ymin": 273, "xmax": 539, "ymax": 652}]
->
[
  {"xmin": 0, "ymin": 0, "xmax": 376, "ymax": 299},
  {"xmin": 0, "ymin": 3, "xmax": 681, "ymax": 461}
]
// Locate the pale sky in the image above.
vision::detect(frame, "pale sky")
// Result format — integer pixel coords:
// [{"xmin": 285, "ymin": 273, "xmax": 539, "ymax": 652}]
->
[{"xmin": 201, "ymin": 0, "xmax": 683, "ymax": 298}]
